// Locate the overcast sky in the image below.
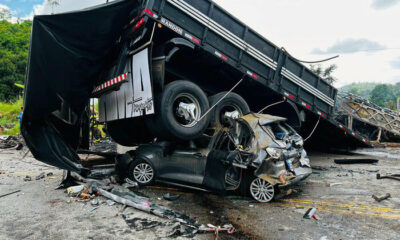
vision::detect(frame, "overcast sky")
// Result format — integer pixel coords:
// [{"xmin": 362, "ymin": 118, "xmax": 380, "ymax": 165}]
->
[{"xmin": 1, "ymin": 0, "xmax": 400, "ymax": 87}]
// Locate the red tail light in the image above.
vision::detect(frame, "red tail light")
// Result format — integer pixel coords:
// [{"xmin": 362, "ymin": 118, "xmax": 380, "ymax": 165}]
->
[
  {"xmin": 132, "ymin": 18, "xmax": 145, "ymax": 32},
  {"xmin": 142, "ymin": 9, "xmax": 154, "ymax": 17}
]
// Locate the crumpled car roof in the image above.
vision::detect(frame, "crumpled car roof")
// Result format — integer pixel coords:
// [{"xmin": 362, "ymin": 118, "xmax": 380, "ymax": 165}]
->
[{"xmin": 239, "ymin": 113, "xmax": 287, "ymax": 128}]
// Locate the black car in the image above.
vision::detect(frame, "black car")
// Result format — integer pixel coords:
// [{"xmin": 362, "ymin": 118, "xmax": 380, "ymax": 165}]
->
[{"xmin": 121, "ymin": 113, "xmax": 312, "ymax": 202}]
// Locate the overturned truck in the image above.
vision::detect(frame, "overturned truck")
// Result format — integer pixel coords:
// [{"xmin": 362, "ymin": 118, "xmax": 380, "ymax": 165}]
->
[{"xmin": 23, "ymin": 0, "xmax": 367, "ymax": 201}]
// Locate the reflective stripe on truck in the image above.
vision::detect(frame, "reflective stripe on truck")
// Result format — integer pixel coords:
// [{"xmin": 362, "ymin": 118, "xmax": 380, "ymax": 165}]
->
[{"xmin": 99, "ymin": 48, "xmax": 154, "ymax": 122}]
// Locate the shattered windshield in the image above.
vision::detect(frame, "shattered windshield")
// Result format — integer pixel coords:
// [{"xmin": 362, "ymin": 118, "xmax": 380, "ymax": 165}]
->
[{"xmin": 262, "ymin": 122, "xmax": 294, "ymax": 141}]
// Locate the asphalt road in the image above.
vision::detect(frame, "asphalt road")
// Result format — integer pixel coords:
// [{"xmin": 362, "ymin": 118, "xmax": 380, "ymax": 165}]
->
[{"xmin": 1, "ymin": 147, "xmax": 400, "ymax": 240}]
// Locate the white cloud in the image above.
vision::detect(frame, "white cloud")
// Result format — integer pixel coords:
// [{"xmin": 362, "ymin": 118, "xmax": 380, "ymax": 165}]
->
[
  {"xmin": 391, "ymin": 57, "xmax": 400, "ymax": 69},
  {"xmin": 32, "ymin": 0, "xmax": 110, "ymax": 16},
  {"xmin": 312, "ymin": 39, "xmax": 386, "ymax": 54},
  {"xmin": 213, "ymin": 0, "xmax": 400, "ymax": 87},
  {"xmin": 0, "ymin": 3, "xmax": 21, "ymax": 23},
  {"xmin": 0, "ymin": 3, "xmax": 9, "ymax": 10},
  {"xmin": 371, "ymin": 0, "xmax": 400, "ymax": 10}
]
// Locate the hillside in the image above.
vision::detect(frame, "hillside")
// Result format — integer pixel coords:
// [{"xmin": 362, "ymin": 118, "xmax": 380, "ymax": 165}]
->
[{"xmin": 339, "ymin": 82, "xmax": 379, "ymax": 99}]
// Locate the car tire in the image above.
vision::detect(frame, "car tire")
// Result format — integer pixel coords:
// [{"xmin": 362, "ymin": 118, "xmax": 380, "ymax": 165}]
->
[
  {"xmin": 147, "ymin": 80, "xmax": 211, "ymax": 140},
  {"xmin": 208, "ymin": 92, "xmax": 250, "ymax": 128},
  {"xmin": 248, "ymin": 176, "xmax": 275, "ymax": 203},
  {"xmin": 128, "ymin": 159, "xmax": 155, "ymax": 186}
]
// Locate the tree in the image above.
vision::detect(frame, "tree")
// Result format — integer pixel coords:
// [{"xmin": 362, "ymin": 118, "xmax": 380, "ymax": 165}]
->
[
  {"xmin": 369, "ymin": 84, "xmax": 395, "ymax": 108},
  {"xmin": 0, "ymin": 20, "xmax": 32, "ymax": 102},
  {"xmin": 47, "ymin": 0, "xmax": 61, "ymax": 14},
  {"xmin": 0, "ymin": 8, "xmax": 11, "ymax": 21},
  {"xmin": 309, "ymin": 64, "xmax": 338, "ymax": 84}
]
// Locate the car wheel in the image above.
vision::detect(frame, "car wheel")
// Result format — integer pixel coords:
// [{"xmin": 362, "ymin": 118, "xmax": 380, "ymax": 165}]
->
[
  {"xmin": 128, "ymin": 159, "xmax": 155, "ymax": 186},
  {"xmin": 208, "ymin": 92, "xmax": 250, "ymax": 128},
  {"xmin": 249, "ymin": 177, "xmax": 275, "ymax": 203},
  {"xmin": 147, "ymin": 80, "xmax": 211, "ymax": 140}
]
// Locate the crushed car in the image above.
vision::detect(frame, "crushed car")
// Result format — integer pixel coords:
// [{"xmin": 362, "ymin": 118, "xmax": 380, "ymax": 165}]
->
[{"xmin": 117, "ymin": 113, "xmax": 311, "ymax": 203}]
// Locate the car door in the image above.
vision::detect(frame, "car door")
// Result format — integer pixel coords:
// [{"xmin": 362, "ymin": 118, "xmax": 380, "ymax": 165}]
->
[{"xmin": 157, "ymin": 149, "xmax": 207, "ymax": 186}]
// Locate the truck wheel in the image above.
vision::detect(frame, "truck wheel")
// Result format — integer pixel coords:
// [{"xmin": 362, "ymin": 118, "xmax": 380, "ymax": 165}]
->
[
  {"xmin": 128, "ymin": 159, "xmax": 155, "ymax": 186},
  {"xmin": 147, "ymin": 80, "xmax": 210, "ymax": 140},
  {"xmin": 249, "ymin": 177, "xmax": 275, "ymax": 203},
  {"xmin": 208, "ymin": 92, "xmax": 250, "ymax": 128}
]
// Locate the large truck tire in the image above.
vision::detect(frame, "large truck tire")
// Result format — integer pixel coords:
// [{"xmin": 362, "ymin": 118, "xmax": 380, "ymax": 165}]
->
[
  {"xmin": 147, "ymin": 80, "xmax": 211, "ymax": 140},
  {"xmin": 208, "ymin": 92, "xmax": 250, "ymax": 128}
]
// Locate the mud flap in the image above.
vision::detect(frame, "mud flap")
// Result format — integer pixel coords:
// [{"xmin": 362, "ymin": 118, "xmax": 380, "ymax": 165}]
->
[{"xmin": 99, "ymin": 48, "xmax": 154, "ymax": 122}]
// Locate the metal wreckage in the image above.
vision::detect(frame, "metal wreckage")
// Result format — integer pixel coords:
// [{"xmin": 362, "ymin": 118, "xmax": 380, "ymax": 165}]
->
[
  {"xmin": 27, "ymin": 0, "xmax": 387, "ymax": 207},
  {"xmin": 116, "ymin": 113, "xmax": 311, "ymax": 203}
]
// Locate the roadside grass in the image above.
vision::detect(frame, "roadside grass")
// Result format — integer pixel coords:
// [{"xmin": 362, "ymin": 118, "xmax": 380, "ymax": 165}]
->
[{"xmin": 0, "ymin": 98, "xmax": 23, "ymax": 135}]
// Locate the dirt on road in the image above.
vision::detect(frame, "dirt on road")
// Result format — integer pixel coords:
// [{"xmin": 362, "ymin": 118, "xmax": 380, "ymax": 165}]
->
[{"xmin": 1, "ymin": 147, "xmax": 400, "ymax": 240}]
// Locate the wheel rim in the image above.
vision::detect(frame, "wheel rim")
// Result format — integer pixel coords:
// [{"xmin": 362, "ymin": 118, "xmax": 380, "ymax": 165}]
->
[
  {"xmin": 250, "ymin": 178, "xmax": 274, "ymax": 202},
  {"xmin": 133, "ymin": 163, "xmax": 154, "ymax": 184},
  {"xmin": 174, "ymin": 93, "xmax": 201, "ymax": 128},
  {"xmin": 219, "ymin": 104, "xmax": 243, "ymax": 126}
]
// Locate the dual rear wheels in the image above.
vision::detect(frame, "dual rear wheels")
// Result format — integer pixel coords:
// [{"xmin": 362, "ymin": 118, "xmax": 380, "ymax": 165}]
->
[{"xmin": 146, "ymin": 80, "xmax": 250, "ymax": 140}]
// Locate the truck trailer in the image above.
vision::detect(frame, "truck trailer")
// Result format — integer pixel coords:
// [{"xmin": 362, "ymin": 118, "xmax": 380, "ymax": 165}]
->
[{"xmin": 22, "ymin": 0, "xmax": 369, "ymax": 177}]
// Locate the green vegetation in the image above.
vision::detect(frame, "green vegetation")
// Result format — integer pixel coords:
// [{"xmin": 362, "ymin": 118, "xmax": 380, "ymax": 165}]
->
[
  {"xmin": 340, "ymin": 82, "xmax": 400, "ymax": 110},
  {"xmin": 0, "ymin": 19, "xmax": 31, "ymax": 102},
  {"xmin": 0, "ymin": 11, "xmax": 31, "ymax": 135},
  {"xmin": 340, "ymin": 82, "xmax": 379, "ymax": 99},
  {"xmin": 309, "ymin": 64, "xmax": 338, "ymax": 84},
  {"xmin": 0, "ymin": 98, "xmax": 23, "ymax": 135}
]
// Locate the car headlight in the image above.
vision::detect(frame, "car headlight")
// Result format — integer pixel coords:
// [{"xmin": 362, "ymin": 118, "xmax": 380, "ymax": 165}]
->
[{"xmin": 266, "ymin": 147, "xmax": 283, "ymax": 159}]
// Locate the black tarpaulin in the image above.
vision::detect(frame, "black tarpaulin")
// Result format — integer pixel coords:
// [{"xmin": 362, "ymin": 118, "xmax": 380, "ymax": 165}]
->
[{"xmin": 22, "ymin": 0, "xmax": 142, "ymax": 175}]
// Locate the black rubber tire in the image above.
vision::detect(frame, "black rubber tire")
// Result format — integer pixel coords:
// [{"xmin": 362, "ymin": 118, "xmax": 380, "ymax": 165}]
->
[
  {"xmin": 128, "ymin": 159, "xmax": 155, "ymax": 186},
  {"xmin": 146, "ymin": 80, "xmax": 211, "ymax": 140},
  {"xmin": 208, "ymin": 92, "xmax": 250, "ymax": 128}
]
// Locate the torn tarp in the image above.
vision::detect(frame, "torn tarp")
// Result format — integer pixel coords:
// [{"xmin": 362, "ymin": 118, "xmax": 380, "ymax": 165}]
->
[{"xmin": 22, "ymin": 0, "xmax": 142, "ymax": 175}]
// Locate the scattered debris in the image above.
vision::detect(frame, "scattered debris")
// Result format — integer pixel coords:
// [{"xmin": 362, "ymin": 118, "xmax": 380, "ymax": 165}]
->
[
  {"xmin": 46, "ymin": 172, "xmax": 53, "ymax": 176},
  {"xmin": 123, "ymin": 215, "xmax": 162, "ymax": 231},
  {"xmin": 377, "ymin": 173, "xmax": 400, "ymax": 181},
  {"xmin": 90, "ymin": 199, "xmax": 99, "ymax": 206},
  {"xmin": 161, "ymin": 222, "xmax": 198, "ymax": 238},
  {"xmin": 91, "ymin": 206, "xmax": 100, "ymax": 212},
  {"xmin": 0, "ymin": 136, "xmax": 24, "ymax": 150},
  {"xmin": 106, "ymin": 200, "xmax": 116, "ymax": 206},
  {"xmin": 0, "ymin": 190, "xmax": 21, "ymax": 198},
  {"xmin": 311, "ymin": 166, "xmax": 329, "ymax": 171},
  {"xmin": 56, "ymin": 171, "xmax": 78, "ymax": 189},
  {"xmin": 24, "ymin": 176, "xmax": 32, "ymax": 181},
  {"xmin": 334, "ymin": 159, "xmax": 379, "ymax": 164},
  {"xmin": 303, "ymin": 208, "xmax": 317, "ymax": 219},
  {"xmin": 67, "ymin": 185, "xmax": 87, "ymax": 196},
  {"xmin": 35, "ymin": 172, "xmax": 45, "ymax": 180},
  {"xmin": 122, "ymin": 178, "xmax": 139, "ymax": 189},
  {"xmin": 198, "ymin": 224, "xmax": 236, "ymax": 238},
  {"xmin": 163, "ymin": 193, "xmax": 180, "ymax": 201},
  {"xmin": 327, "ymin": 183, "xmax": 343, "ymax": 187},
  {"xmin": 95, "ymin": 187, "xmax": 196, "ymax": 223},
  {"xmin": 372, "ymin": 193, "xmax": 391, "ymax": 202}
]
